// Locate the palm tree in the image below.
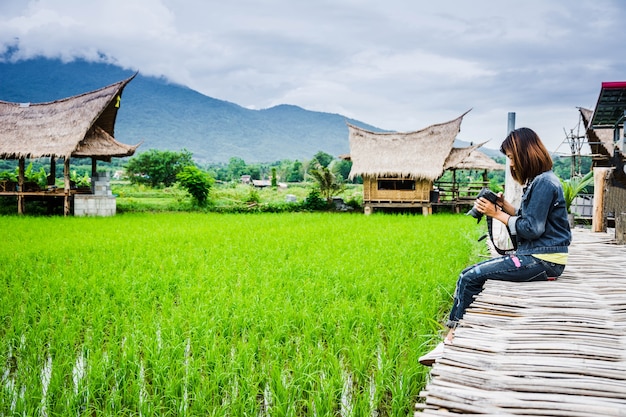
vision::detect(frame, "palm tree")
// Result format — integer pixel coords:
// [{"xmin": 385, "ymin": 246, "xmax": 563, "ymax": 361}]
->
[{"xmin": 308, "ymin": 162, "xmax": 345, "ymax": 202}]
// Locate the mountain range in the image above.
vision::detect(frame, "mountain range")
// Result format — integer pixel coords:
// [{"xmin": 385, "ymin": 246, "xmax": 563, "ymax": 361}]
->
[{"xmin": 0, "ymin": 57, "xmax": 491, "ymax": 163}]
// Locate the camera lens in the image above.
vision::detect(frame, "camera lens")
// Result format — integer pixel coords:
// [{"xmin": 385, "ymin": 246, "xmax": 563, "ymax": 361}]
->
[{"xmin": 466, "ymin": 206, "xmax": 483, "ymax": 222}]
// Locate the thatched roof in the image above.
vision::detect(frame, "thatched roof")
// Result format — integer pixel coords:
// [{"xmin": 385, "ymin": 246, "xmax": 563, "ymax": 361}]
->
[
  {"xmin": 444, "ymin": 142, "xmax": 505, "ymax": 171},
  {"xmin": 0, "ymin": 75, "xmax": 140, "ymax": 160},
  {"xmin": 348, "ymin": 110, "xmax": 470, "ymax": 181},
  {"xmin": 579, "ymin": 107, "xmax": 615, "ymax": 161},
  {"xmin": 442, "ymin": 142, "xmax": 481, "ymax": 170}
]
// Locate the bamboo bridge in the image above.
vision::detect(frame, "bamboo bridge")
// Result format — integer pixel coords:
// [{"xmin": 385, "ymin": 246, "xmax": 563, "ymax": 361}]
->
[{"xmin": 416, "ymin": 227, "xmax": 626, "ymax": 416}]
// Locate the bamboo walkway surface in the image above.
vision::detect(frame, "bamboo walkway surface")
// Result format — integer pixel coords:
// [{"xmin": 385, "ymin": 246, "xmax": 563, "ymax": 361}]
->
[{"xmin": 416, "ymin": 228, "xmax": 626, "ymax": 416}]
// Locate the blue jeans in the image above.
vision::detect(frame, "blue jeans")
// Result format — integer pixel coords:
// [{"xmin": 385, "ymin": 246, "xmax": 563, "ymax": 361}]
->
[{"xmin": 447, "ymin": 254, "xmax": 565, "ymax": 328}]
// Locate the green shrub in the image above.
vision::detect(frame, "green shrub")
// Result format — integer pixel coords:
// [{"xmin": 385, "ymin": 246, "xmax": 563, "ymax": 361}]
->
[
  {"xmin": 302, "ymin": 188, "xmax": 330, "ymax": 210},
  {"xmin": 176, "ymin": 165, "xmax": 214, "ymax": 206},
  {"xmin": 0, "ymin": 170, "xmax": 16, "ymax": 181},
  {"xmin": 245, "ymin": 188, "xmax": 261, "ymax": 204}
]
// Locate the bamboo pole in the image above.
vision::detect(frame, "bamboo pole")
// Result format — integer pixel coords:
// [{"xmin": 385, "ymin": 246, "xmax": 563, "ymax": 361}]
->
[
  {"xmin": 616, "ymin": 212, "xmax": 626, "ymax": 244},
  {"xmin": 494, "ymin": 113, "xmax": 521, "ymax": 249}
]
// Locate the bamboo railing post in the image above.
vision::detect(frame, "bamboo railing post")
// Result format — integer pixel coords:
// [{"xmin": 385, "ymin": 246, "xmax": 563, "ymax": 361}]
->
[{"xmin": 616, "ymin": 212, "xmax": 626, "ymax": 244}]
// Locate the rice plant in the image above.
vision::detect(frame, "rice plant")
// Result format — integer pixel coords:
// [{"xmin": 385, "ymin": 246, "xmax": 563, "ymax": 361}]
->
[{"xmin": 0, "ymin": 212, "xmax": 484, "ymax": 416}]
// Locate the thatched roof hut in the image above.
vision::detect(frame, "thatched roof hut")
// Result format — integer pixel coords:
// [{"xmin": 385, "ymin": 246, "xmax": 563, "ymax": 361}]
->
[
  {"xmin": 444, "ymin": 143, "xmax": 505, "ymax": 171},
  {"xmin": 0, "ymin": 75, "xmax": 140, "ymax": 160},
  {"xmin": 0, "ymin": 75, "xmax": 140, "ymax": 216},
  {"xmin": 440, "ymin": 143, "xmax": 505, "ymax": 206},
  {"xmin": 348, "ymin": 111, "xmax": 469, "ymax": 181},
  {"xmin": 346, "ymin": 111, "xmax": 494, "ymax": 214}
]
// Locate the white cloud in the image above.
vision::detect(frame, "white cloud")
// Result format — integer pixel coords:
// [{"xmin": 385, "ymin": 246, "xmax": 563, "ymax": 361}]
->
[{"xmin": 1, "ymin": 0, "xmax": 626, "ymax": 152}]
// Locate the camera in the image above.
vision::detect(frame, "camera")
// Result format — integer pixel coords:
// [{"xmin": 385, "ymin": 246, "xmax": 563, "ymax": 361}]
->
[{"xmin": 466, "ymin": 188, "xmax": 499, "ymax": 222}]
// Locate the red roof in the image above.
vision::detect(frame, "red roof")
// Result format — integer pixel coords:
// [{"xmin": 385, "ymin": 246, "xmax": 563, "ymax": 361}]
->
[{"xmin": 601, "ymin": 81, "xmax": 626, "ymax": 89}]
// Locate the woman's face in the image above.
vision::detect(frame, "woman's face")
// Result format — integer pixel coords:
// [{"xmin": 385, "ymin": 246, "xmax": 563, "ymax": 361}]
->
[{"xmin": 506, "ymin": 152, "xmax": 515, "ymax": 173}]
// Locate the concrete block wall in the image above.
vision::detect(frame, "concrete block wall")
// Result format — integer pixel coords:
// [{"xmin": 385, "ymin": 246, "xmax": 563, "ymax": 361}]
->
[
  {"xmin": 74, "ymin": 195, "xmax": 116, "ymax": 217},
  {"xmin": 74, "ymin": 172, "xmax": 116, "ymax": 216},
  {"xmin": 91, "ymin": 172, "xmax": 113, "ymax": 196}
]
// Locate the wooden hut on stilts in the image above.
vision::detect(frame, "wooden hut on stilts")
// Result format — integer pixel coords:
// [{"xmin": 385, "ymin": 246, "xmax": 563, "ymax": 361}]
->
[
  {"xmin": 0, "ymin": 75, "xmax": 140, "ymax": 216},
  {"xmin": 346, "ymin": 111, "xmax": 470, "ymax": 215},
  {"xmin": 346, "ymin": 110, "xmax": 503, "ymax": 214}
]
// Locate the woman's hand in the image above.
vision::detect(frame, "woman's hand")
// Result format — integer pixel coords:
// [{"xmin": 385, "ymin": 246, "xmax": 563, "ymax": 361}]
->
[
  {"xmin": 495, "ymin": 192, "xmax": 516, "ymax": 216},
  {"xmin": 475, "ymin": 194, "xmax": 513, "ymax": 226},
  {"xmin": 475, "ymin": 197, "xmax": 498, "ymax": 218},
  {"xmin": 496, "ymin": 192, "xmax": 505, "ymax": 207}
]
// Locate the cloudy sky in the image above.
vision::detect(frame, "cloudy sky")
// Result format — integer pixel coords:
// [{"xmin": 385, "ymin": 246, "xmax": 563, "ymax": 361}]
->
[{"xmin": 1, "ymin": 0, "xmax": 625, "ymax": 153}]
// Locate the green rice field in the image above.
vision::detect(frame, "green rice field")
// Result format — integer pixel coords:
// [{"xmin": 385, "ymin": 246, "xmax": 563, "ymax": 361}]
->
[{"xmin": 0, "ymin": 212, "xmax": 485, "ymax": 416}]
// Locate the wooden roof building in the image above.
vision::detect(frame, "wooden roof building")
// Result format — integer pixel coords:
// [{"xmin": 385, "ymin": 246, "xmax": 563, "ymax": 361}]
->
[
  {"xmin": 579, "ymin": 81, "xmax": 626, "ymax": 231},
  {"xmin": 0, "ymin": 75, "xmax": 140, "ymax": 215},
  {"xmin": 580, "ymin": 81, "xmax": 626, "ymax": 181},
  {"xmin": 579, "ymin": 107, "xmax": 618, "ymax": 167}
]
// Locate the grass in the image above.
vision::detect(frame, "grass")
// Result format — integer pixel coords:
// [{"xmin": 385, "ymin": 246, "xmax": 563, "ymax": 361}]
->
[
  {"xmin": 112, "ymin": 182, "xmax": 364, "ymax": 213},
  {"xmin": 0, "ymin": 212, "xmax": 485, "ymax": 416}
]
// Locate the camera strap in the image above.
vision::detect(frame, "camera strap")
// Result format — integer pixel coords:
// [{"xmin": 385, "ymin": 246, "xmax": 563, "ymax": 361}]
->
[{"xmin": 486, "ymin": 216, "xmax": 518, "ymax": 255}]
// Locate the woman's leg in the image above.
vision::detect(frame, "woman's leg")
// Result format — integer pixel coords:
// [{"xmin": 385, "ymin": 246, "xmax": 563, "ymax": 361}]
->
[
  {"xmin": 447, "ymin": 254, "xmax": 558, "ymax": 328},
  {"xmin": 421, "ymin": 255, "xmax": 563, "ymax": 366}
]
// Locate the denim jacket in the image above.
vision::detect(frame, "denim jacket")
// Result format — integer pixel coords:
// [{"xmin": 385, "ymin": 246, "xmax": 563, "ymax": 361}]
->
[{"xmin": 507, "ymin": 170, "xmax": 571, "ymax": 255}]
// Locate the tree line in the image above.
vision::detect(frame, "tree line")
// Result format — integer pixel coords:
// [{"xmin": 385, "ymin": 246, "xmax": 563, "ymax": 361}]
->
[
  {"xmin": 122, "ymin": 149, "xmax": 355, "ymax": 206},
  {"xmin": 0, "ymin": 150, "xmax": 591, "ymax": 205}
]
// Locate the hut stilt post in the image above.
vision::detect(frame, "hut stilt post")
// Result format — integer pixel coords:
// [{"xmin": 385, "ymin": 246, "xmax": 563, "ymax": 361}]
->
[
  {"xmin": 452, "ymin": 169, "xmax": 459, "ymax": 213},
  {"xmin": 48, "ymin": 157, "xmax": 56, "ymax": 186},
  {"xmin": 91, "ymin": 158, "xmax": 97, "ymax": 194},
  {"xmin": 17, "ymin": 157, "xmax": 25, "ymax": 215},
  {"xmin": 64, "ymin": 157, "xmax": 71, "ymax": 216},
  {"xmin": 46, "ymin": 157, "xmax": 57, "ymax": 214}
]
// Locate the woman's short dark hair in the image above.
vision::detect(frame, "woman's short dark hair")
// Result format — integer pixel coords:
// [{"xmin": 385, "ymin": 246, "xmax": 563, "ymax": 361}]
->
[{"xmin": 500, "ymin": 127, "xmax": 553, "ymax": 184}]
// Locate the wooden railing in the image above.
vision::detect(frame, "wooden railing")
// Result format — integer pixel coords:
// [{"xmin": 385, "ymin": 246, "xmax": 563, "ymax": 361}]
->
[{"xmin": 433, "ymin": 180, "xmax": 490, "ymax": 203}]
